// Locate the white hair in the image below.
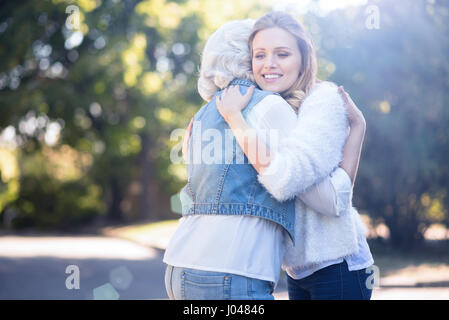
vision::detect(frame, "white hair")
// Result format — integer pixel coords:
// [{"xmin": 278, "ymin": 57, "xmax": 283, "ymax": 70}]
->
[{"xmin": 198, "ymin": 19, "xmax": 255, "ymax": 102}]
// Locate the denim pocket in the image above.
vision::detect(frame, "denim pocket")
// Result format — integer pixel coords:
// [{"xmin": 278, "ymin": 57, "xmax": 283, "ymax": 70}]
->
[{"xmin": 181, "ymin": 270, "xmax": 230, "ymax": 300}]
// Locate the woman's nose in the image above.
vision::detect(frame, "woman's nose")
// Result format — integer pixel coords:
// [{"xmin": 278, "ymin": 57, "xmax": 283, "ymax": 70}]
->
[{"xmin": 264, "ymin": 54, "xmax": 277, "ymax": 69}]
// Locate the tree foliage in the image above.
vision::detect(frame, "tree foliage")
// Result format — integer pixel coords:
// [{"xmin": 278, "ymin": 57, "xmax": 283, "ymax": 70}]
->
[
  {"xmin": 0, "ymin": 0, "xmax": 271, "ymax": 229},
  {"xmin": 311, "ymin": 0, "xmax": 449, "ymax": 248},
  {"xmin": 0, "ymin": 0, "xmax": 448, "ymax": 249}
]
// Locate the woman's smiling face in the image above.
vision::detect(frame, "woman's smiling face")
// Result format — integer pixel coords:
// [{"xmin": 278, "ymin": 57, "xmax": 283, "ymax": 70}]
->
[{"xmin": 251, "ymin": 27, "xmax": 302, "ymax": 93}]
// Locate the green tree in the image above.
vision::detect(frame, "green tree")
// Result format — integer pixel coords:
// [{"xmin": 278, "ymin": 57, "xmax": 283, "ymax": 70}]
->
[
  {"xmin": 0, "ymin": 0, "xmax": 271, "ymax": 229},
  {"xmin": 311, "ymin": 0, "xmax": 449, "ymax": 249}
]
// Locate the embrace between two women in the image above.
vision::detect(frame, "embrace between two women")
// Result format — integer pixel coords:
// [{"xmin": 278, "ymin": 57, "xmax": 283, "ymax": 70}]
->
[{"xmin": 163, "ymin": 11, "xmax": 374, "ymax": 300}]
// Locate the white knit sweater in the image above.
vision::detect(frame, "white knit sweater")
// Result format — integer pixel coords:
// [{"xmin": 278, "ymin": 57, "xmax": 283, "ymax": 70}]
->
[{"xmin": 257, "ymin": 81, "xmax": 364, "ymax": 269}]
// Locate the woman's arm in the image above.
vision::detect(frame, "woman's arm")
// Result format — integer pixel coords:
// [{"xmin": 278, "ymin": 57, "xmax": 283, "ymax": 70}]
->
[
  {"xmin": 300, "ymin": 108, "xmax": 365, "ymax": 218},
  {"xmin": 218, "ymin": 82, "xmax": 349, "ymax": 202},
  {"xmin": 339, "ymin": 124, "xmax": 365, "ymax": 185},
  {"xmin": 242, "ymin": 93, "xmax": 342, "ymax": 216},
  {"xmin": 299, "ymin": 108, "xmax": 366, "ymax": 217},
  {"xmin": 278, "ymin": 86, "xmax": 366, "ymax": 216},
  {"xmin": 303, "ymin": 117, "xmax": 365, "ymax": 218},
  {"xmin": 220, "ymin": 111, "xmax": 271, "ymax": 173},
  {"xmin": 316, "ymin": 87, "xmax": 366, "ymax": 216},
  {"xmin": 337, "ymin": 86, "xmax": 366, "ymax": 186},
  {"xmin": 216, "ymin": 85, "xmax": 362, "ymax": 217},
  {"xmin": 215, "ymin": 85, "xmax": 272, "ymax": 172},
  {"xmin": 219, "ymin": 101, "xmax": 347, "ymax": 215}
]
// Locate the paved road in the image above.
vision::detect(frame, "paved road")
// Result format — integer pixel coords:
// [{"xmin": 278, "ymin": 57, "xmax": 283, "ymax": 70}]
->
[
  {"xmin": 0, "ymin": 235, "xmax": 168, "ymax": 300},
  {"xmin": 1, "ymin": 235, "xmax": 448, "ymax": 300}
]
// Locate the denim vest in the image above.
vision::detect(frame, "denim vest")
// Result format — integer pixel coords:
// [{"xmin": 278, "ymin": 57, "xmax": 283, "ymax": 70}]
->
[{"xmin": 180, "ymin": 78, "xmax": 295, "ymax": 243}]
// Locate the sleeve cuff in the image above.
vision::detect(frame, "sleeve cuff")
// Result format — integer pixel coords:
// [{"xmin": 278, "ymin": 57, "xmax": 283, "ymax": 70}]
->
[{"xmin": 330, "ymin": 168, "xmax": 353, "ymax": 216}]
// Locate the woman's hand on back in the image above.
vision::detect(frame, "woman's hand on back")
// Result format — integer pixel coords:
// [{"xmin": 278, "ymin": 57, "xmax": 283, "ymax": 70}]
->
[
  {"xmin": 216, "ymin": 85, "xmax": 255, "ymax": 123},
  {"xmin": 338, "ymin": 86, "xmax": 366, "ymax": 129}
]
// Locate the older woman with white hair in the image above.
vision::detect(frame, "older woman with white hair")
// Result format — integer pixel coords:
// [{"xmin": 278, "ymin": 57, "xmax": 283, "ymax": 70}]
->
[{"xmin": 163, "ymin": 18, "xmax": 367, "ymax": 300}]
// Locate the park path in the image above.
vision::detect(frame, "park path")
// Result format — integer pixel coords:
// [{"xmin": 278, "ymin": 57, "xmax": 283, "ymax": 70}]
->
[
  {"xmin": 0, "ymin": 235, "xmax": 168, "ymax": 299},
  {"xmin": 1, "ymin": 234, "xmax": 448, "ymax": 300}
]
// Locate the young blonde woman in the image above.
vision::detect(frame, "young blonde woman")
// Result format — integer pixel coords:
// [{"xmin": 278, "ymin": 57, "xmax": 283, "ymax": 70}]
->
[{"xmin": 217, "ymin": 11, "xmax": 374, "ymax": 300}]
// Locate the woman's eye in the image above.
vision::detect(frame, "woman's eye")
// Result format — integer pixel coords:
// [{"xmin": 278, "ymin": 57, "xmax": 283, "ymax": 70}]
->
[
  {"xmin": 254, "ymin": 54, "xmax": 264, "ymax": 59},
  {"xmin": 278, "ymin": 53, "xmax": 289, "ymax": 57}
]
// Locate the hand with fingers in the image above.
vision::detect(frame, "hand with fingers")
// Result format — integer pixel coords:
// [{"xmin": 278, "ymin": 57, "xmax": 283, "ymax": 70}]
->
[
  {"xmin": 216, "ymin": 85, "xmax": 255, "ymax": 123},
  {"xmin": 338, "ymin": 86, "xmax": 366, "ymax": 129}
]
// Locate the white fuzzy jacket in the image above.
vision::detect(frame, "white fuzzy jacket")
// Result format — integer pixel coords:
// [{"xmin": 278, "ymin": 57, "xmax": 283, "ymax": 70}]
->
[{"xmin": 257, "ymin": 81, "xmax": 365, "ymax": 269}]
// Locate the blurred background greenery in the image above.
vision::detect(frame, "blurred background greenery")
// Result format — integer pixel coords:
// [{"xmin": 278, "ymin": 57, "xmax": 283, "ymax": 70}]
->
[{"xmin": 0, "ymin": 0, "xmax": 448, "ymax": 252}]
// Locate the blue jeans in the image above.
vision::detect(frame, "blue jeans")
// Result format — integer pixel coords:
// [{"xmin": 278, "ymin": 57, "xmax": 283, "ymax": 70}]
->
[
  {"xmin": 165, "ymin": 265, "xmax": 275, "ymax": 300},
  {"xmin": 287, "ymin": 261, "xmax": 373, "ymax": 300}
]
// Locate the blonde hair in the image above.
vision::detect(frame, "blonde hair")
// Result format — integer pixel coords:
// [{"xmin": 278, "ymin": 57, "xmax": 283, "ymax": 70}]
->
[
  {"xmin": 198, "ymin": 19, "xmax": 255, "ymax": 102},
  {"xmin": 248, "ymin": 11, "xmax": 318, "ymax": 113}
]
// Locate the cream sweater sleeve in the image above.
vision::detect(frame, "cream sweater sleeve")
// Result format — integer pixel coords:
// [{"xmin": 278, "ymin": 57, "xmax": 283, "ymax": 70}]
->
[
  {"xmin": 247, "ymin": 92, "xmax": 351, "ymax": 217},
  {"xmin": 257, "ymin": 82, "xmax": 349, "ymax": 202}
]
